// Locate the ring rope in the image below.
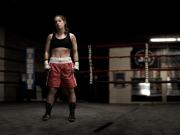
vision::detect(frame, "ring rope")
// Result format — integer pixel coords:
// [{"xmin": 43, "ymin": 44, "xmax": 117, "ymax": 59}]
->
[
  {"xmin": 78, "ymin": 42, "xmax": 179, "ymax": 49},
  {"xmin": 79, "ymin": 54, "xmax": 180, "ymax": 60},
  {"xmin": 96, "ymin": 80, "xmax": 180, "ymax": 84},
  {"xmin": 79, "ymin": 67, "xmax": 180, "ymax": 74}
]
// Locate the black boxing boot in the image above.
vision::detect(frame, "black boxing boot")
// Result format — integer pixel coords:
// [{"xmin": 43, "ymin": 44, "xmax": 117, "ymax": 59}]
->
[
  {"xmin": 42, "ymin": 102, "xmax": 53, "ymax": 121},
  {"xmin": 68, "ymin": 102, "xmax": 76, "ymax": 122}
]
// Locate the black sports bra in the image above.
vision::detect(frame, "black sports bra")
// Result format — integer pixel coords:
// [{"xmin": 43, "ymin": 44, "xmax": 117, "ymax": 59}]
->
[{"xmin": 50, "ymin": 32, "xmax": 72, "ymax": 50}]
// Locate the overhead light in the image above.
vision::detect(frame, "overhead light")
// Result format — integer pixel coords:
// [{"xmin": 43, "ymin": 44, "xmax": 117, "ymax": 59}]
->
[
  {"xmin": 177, "ymin": 38, "xmax": 180, "ymax": 41},
  {"xmin": 150, "ymin": 38, "xmax": 177, "ymax": 42}
]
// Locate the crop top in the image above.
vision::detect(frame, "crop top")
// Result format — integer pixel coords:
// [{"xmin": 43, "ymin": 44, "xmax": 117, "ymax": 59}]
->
[{"xmin": 50, "ymin": 32, "xmax": 72, "ymax": 50}]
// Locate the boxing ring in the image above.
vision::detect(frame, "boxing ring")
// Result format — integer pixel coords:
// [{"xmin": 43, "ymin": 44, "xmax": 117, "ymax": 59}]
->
[{"xmin": 77, "ymin": 42, "xmax": 180, "ymax": 103}]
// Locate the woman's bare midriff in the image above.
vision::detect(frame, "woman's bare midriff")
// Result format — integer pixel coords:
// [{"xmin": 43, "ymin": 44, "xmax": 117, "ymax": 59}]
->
[{"xmin": 51, "ymin": 47, "xmax": 71, "ymax": 58}]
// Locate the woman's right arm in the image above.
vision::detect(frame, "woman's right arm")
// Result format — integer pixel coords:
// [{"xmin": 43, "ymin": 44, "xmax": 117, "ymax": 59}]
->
[
  {"xmin": 44, "ymin": 34, "xmax": 52, "ymax": 60},
  {"xmin": 44, "ymin": 34, "xmax": 52, "ymax": 70}
]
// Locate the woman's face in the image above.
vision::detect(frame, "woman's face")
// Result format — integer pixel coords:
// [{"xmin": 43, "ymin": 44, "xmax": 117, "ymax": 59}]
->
[{"xmin": 54, "ymin": 16, "xmax": 66, "ymax": 30}]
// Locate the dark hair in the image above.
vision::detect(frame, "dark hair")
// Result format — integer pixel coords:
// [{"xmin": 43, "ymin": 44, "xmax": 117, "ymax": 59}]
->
[{"xmin": 54, "ymin": 15, "xmax": 69, "ymax": 34}]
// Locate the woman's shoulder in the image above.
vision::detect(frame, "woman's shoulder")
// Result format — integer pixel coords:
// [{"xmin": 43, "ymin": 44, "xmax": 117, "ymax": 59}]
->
[
  {"xmin": 69, "ymin": 33, "xmax": 76, "ymax": 39},
  {"xmin": 47, "ymin": 33, "xmax": 55, "ymax": 40}
]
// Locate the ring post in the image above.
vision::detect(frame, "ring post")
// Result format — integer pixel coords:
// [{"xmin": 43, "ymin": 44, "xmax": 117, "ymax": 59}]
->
[{"xmin": 139, "ymin": 43, "xmax": 151, "ymax": 96}]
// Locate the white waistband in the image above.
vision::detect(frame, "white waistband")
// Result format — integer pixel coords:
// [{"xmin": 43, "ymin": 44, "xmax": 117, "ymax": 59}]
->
[{"xmin": 49, "ymin": 57, "xmax": 72, "ymax": 64}]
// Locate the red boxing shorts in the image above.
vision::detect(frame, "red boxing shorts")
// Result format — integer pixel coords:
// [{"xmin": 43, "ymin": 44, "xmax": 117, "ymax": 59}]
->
[{"xmin": 46, "ymin": 57, "xmax": 77, "ymax": 88}]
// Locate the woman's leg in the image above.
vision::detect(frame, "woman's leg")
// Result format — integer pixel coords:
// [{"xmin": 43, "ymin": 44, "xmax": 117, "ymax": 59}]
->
[
  {"xmin": 67, "ymin": 88, "xmax": 76, "ymax": 122},
  {"xmin": 42, "ymin": 87, "xmax": 57, "ymax": 121},
  {"xmin": 68, "ymin": 88, "xmax": 76, "ymax": 103},
  {"xmin": 47, "ymin": 87, "xmax": 58, "ymax": 104}
]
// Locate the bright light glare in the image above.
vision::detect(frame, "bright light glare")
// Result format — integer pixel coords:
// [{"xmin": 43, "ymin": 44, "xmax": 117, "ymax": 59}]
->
[
  {"xmin": 139, "ymin": 83, "xmax": 151, "ymax": 96},
  {"xmin": 150, "ymin": 38, "xmax": 177, "ymax": 42}
]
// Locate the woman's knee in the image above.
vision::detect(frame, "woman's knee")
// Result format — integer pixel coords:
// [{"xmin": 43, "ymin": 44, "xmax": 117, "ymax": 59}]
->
[
  {"xmin": 68, "ymin": 88, "xmax": 75, "ymax": 94},
  {"xmin": 48, "ymin": 88, "xmax": 57, "ymax": 95}
]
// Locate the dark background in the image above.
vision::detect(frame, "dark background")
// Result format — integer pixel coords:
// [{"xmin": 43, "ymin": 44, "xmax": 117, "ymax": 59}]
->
[{"xmin": 1, "ymin": 0, "xmax": 180, "ymax": 46}]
